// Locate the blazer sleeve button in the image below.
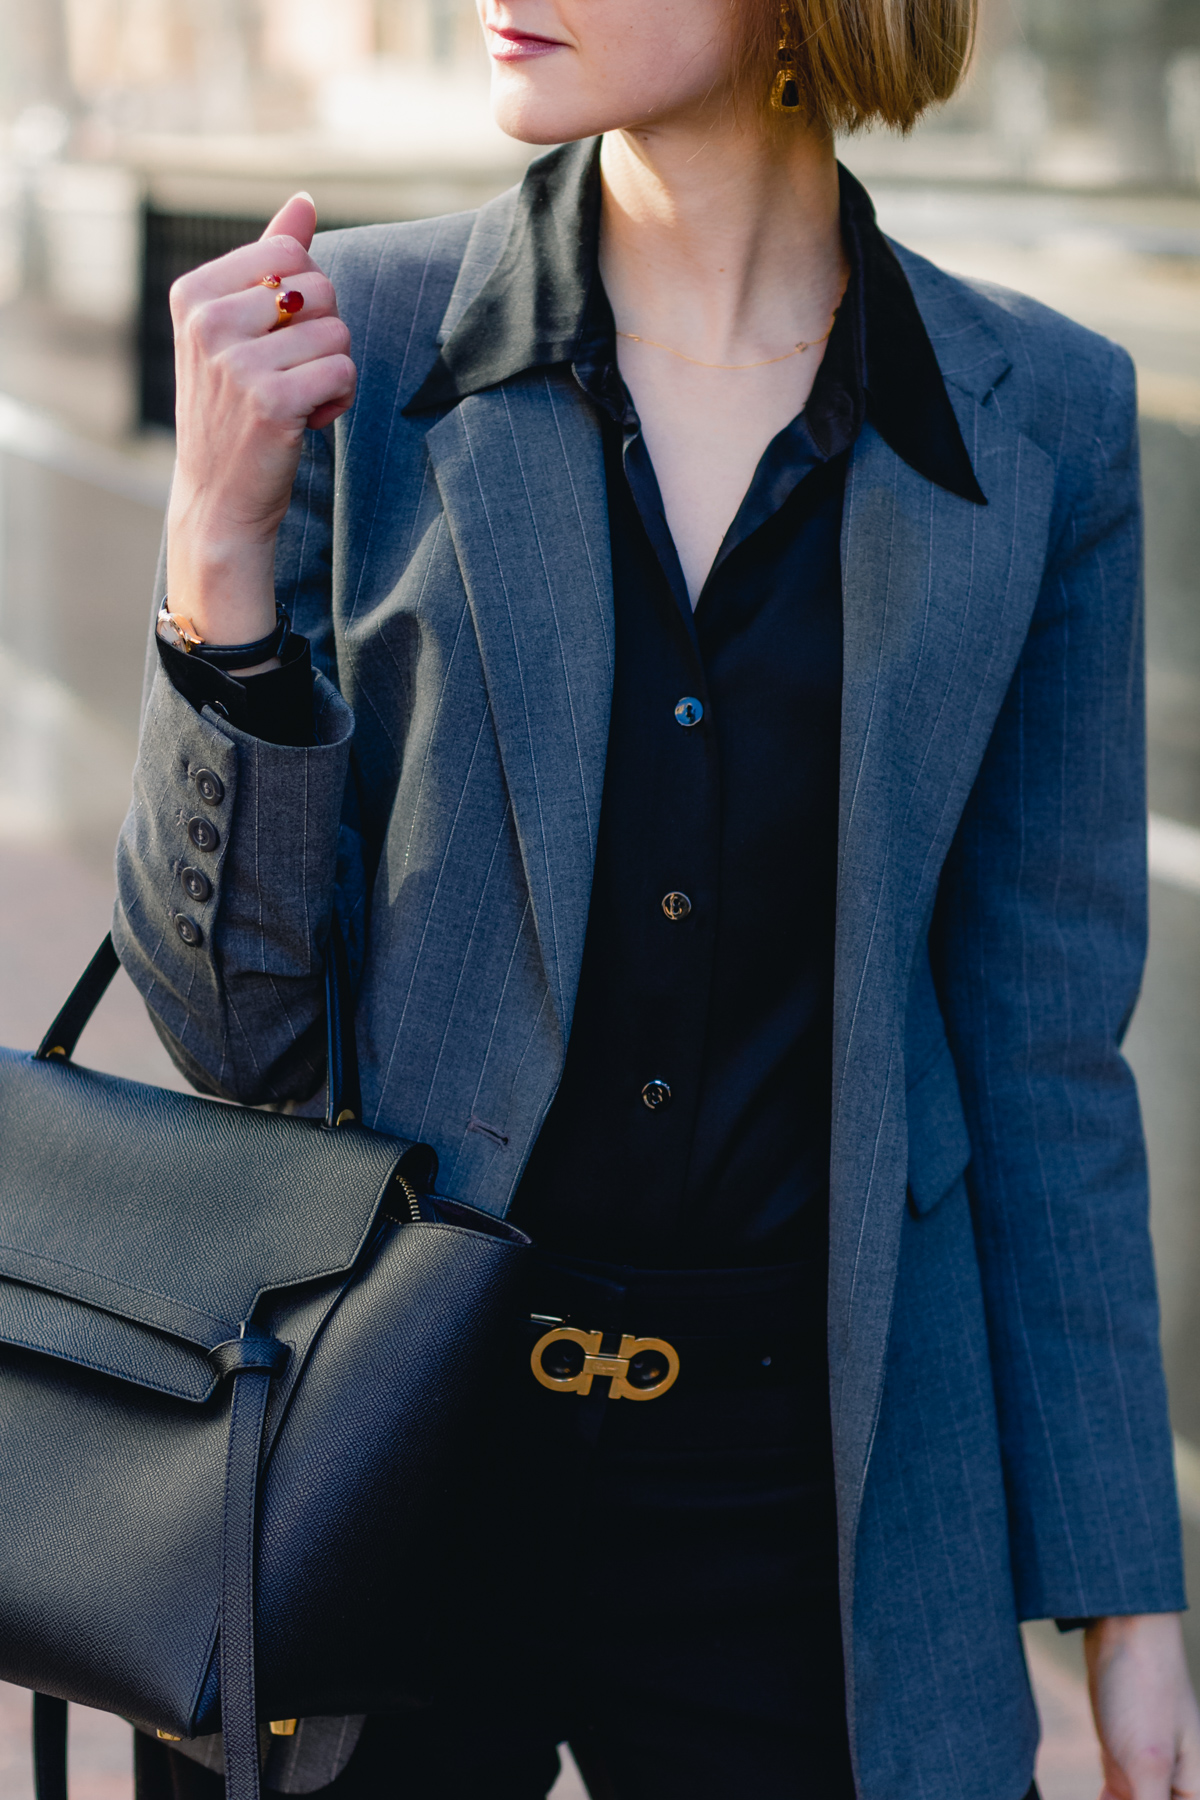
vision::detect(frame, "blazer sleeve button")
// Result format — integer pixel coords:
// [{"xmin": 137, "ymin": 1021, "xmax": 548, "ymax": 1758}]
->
[
  {"xmin": 180, "ymin": 865, "xmax": 212, "ymax": 904},
  {"xmin": 194, "ymin": 768, "xmax": 225, "ymax": 805},
  {"xmin": 173, "ymin": 914, "xmax": 203, "ymax": 948},
  {"xmin": 187, "ymin": 816, "xmax": 220, "ymax": 853}
]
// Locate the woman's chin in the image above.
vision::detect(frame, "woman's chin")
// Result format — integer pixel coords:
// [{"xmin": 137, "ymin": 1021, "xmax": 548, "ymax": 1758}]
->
[{"xmin": 489, "ymin": 71, "xmax": 609, "ymax": 147}]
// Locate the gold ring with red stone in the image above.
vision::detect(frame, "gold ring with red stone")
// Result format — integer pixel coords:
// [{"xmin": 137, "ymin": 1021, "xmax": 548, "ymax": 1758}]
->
[
  {"xmin": 274, "ymin": 291, "xmax": 303, "ymax": 328},
  {"xmin": 260, "ymin": 274, "xmax": 303, "ymax": 328}
]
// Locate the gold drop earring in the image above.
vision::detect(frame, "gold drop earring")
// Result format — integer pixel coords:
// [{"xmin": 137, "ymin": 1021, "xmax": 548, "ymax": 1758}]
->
[{"xmin": 770, "ymin": 2, "xmax": 803, "ymax": 112}]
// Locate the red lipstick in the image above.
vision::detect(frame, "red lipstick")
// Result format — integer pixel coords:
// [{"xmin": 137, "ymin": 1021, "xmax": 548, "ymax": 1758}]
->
[{"xmin": 487, "ymin": 25, "xmax": 565, "ymax": 60}]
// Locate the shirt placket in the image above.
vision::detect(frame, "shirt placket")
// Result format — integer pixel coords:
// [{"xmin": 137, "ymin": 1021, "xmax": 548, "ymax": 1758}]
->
[{"xmin": 606, "ymin": 423, "xmax": 723, "ymax": 1217}]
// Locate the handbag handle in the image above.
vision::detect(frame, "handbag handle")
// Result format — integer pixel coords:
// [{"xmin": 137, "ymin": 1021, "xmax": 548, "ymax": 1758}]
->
[{"xmin": 34, "ymin": 918, "xmax": 362, "ymax": 1130}]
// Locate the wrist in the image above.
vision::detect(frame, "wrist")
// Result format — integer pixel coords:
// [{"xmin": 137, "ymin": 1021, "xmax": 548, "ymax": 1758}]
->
[
  {"xmin": 1087, "ymin": 1613, "xmax": 1182, "ymax": 1640},
  {"xmin": 165, "ymin": 528, "xmax": 278, "ymax": 648},
  {"xmin": 157, "ymin": 599, "xmax": 289, "ymax": 678},
  {"xmin": 1084, "ymin": 1612, "xmax": 1187, "ymax": 1680}
]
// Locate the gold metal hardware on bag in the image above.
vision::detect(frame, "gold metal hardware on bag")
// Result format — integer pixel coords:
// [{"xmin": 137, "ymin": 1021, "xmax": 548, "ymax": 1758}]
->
[
  {"xmin": 269, "ymin": 1720, "xmax": 299, "ymax": 1736},
  {"xmin": 530, "ymin": 1326, "xmax": 680, "ymax": 1401},
  {"xmin": 334, "ymin": 1108, "xmax": 356, "ymax": 1127},
  {"xmin": 157, "ymin": 1729, "xmax": 183, "ymax": 1741},
  {"xmin": 45, "ymin": 1046, "xmax": 67, "ymax": 1059}
]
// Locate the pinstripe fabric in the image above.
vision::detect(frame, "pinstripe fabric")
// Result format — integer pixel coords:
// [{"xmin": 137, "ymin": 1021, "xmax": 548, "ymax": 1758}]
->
[
  {"xmin": 424, "ymin": 372, "xmax": 614, "ymax": 1033},
  {"xmin": 113, "ymin": 195, "xmax": 1184, "ymax": 1800}
]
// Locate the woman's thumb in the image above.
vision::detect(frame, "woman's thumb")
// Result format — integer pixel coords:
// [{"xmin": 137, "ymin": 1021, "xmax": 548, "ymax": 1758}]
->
[{"xmin": 261, "ymin": 191, "xmax": 317, "ymax": 252}]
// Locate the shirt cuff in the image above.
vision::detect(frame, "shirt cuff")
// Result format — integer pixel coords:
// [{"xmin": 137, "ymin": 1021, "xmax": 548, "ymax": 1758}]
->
[{"xmin": 156, "ymin": 630, "xmax": 316, "ymax": 748}]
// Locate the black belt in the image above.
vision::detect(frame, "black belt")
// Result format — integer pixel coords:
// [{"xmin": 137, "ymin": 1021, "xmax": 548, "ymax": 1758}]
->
[
  {"xmin": 522, "ymin": 1250, "xmax": 827, "ymax": 1402},
  {"xmin": 526, "ymin": 1316, "xmax": 818, "ymax": 1399}
]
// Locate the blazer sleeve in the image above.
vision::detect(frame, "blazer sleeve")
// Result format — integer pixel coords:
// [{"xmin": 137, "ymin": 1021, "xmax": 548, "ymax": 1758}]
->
[
  {"xmin": 112, "ymin": 424, "xmax": 358, "ymax": 1105},
  {"xmin": 933, "ymin": 344, "xmax": 1187, "ymax": 1620}
]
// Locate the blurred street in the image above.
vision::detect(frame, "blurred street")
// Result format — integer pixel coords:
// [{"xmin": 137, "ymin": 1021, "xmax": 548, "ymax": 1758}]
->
[{"xmin": 2, "ymin": 0, "xmax": 1200, "ymax": 1792}]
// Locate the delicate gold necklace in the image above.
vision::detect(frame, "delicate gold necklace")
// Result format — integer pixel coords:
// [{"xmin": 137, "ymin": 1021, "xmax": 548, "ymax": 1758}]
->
[{"xmin": 616, "ymin": 308, "xmax": 837, "ymax": 371}]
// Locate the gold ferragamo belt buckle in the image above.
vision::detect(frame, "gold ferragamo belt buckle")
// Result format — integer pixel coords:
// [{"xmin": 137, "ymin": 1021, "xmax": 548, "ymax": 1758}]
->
[{"xmin": 530, "ymin": 1320, "xmax": 681, "ymax": 1401}]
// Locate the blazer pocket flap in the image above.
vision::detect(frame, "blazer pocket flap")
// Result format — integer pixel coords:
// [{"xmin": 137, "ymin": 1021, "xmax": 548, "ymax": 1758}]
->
[{"xmin": 906, "ymin": 1043, "xmax": 972, "ymax": 1216}]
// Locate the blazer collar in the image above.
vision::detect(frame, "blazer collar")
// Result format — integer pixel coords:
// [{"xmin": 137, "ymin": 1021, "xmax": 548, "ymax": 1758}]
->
[{"xmin": 409, "ymin": 142, "xmax": 985, "ymax": 507}]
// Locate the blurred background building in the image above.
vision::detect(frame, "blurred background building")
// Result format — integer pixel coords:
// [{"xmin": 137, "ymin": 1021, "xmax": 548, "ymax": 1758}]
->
[{"xmin": 0, "ymin": 3, "xmax": 1198, "ymax": 1797}]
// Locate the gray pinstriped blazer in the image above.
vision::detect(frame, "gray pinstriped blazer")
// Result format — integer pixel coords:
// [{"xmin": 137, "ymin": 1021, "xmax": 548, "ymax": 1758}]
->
[{"xmin": 115, "ymin": 145, "xmax": 1185, "ymax": 1798}]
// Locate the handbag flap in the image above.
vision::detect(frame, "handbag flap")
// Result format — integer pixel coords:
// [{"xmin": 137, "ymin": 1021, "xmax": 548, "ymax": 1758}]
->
[
  {"xmin": 0, "ymin": 1280, "xmax": 221, "ymax": 1400},
  {"xmin": 0, "ymin": 1049, "xmax": 425, "ymax": 1352}
]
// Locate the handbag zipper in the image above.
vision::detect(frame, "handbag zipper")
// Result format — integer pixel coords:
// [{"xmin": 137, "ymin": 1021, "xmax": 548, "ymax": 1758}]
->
[
  {"xmin": 396, "ymin": 1174, "xmax": 422, "ymax": 1223},
  {"xmin": 380, "ymin": 1172, "xmax": 425, "ymax": 1226}
]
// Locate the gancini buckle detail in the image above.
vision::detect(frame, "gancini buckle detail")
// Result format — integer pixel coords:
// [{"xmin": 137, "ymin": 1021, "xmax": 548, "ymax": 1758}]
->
[{"xmin": 530, "ymin": 1325, "xmax": 681, "ymax": 1401}]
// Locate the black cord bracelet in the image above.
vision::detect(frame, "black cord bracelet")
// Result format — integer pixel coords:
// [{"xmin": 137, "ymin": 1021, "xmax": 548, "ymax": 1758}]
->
[{"xmin": 156, "ymin": 603, "xmax": 291, "ymax": 671}]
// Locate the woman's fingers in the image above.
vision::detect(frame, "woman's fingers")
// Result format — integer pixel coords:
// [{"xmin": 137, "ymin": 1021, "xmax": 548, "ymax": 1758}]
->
[
  {"xmin": 305, "ymin": 396, "xmax": 353, "ymax": 432},
  {"xmin": 251, "ymin": 313, "xmax": 353, "ymax": 373},
  {"xmin": 261, "ymin": 191, "xmax": 317, "ymax": 251},
  {"xmin": 171, "ymin": 232, "xmax": 315, "ymax": 318},
  {"xmin": 183, "ymin": 270, "xmax": 339, "ymax": 352},
  {"xmin": 171, "ymin": 193, "xmax": 322, "ymax": 327},
  {"xmin": 275, "ymin": 353, "xmax": 357, "ymax": 423}
]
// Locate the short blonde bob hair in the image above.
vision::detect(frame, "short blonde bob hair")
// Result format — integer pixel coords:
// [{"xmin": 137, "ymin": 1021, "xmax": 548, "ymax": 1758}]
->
[{"xmin": 738, "ymin": 0, "xmax": 977, "ymax": 132}]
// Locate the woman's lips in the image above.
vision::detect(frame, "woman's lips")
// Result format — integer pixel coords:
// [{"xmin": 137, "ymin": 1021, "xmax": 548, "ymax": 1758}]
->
[{"xmin": 487, "ymin": 26, "xmax": 566, "ymax": 60}]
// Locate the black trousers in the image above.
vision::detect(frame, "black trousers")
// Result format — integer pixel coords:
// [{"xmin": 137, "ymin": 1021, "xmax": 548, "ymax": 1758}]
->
[{"xmin": 135, "ymin": 1256, "xmax": 1035, "ymax": 1800}]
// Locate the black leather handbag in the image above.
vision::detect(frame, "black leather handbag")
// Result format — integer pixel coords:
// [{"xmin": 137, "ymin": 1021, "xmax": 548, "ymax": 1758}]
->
[{"xmin": 0, "ymin": 931, "xmax": 529, "ymax": 1800}]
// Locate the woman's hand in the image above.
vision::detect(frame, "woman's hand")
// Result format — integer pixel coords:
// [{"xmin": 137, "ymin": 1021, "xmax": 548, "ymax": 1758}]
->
[
  {"xmin": 1086, "ymin": 1614, "xmax": 1200, "ymax": 1798},
  {"xmin": 166, "ymin": 192, "xmax": 357, "ymax": 650}
]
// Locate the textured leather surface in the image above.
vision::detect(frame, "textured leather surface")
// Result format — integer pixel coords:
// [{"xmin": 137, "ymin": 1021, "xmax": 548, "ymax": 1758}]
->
[
  {"xmin": 0, "ymin": 1049, "xmax": 417, "ymax": 1340},
  {"xmin": 0, "ymin": 1280, "xmax": 217, "ymax": 1400},
  {"xmin": 0, "ymin": 1216, "xmax": 527, "ymax": 1737},
  {"xmin": 1, "ymin": 1345, "xmax": 231, "ymax": 1728},
  {"xmin": 253, "ymin": 1221, "xmax": 526, "ymax": 1718}
]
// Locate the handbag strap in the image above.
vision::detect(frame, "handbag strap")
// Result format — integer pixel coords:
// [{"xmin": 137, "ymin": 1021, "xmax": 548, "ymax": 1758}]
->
[
  {"xmin": 34, "ymin": 938, "xmax": 120, "ymax": 1063},
  {"xmin": 322, "ymin": 910, "xmax": 362, "ymax": 1130},
  {"xmin": 31, "ymin": 1695, "xmax": 67, "ymax": 1800},
  {"xmin": 215, "ymin": 1334, "xmax": 291, "ymax": 1800},
  {"xmin": 34, "ymin": 921, "xmax": 361, "ymax": 1128},
  {"xmin": 34, "ymin": 1333, "xmax": 289, "ymax": 1800}
]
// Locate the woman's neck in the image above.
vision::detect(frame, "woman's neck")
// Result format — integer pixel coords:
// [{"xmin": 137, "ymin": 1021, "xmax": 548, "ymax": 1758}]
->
[{"xmin": 598, "ymin": 118, "xmax": 846, "ymax": 364}]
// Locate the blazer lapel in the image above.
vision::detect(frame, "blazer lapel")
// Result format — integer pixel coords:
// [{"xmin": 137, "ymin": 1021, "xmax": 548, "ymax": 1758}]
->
[
  {"xmin": 829, "ymin": 373, "xmax": 1057, "ymax": 1583},
  {"xmin": 424, "ymin": 369, "xmax": 614, "ymax": 1040}
]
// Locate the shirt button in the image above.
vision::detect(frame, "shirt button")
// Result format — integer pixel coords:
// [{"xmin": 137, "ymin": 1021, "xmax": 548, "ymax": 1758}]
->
[
  {"xmin": 194, "ymin": 767, "xmax": 224, "ymax": 806},
  {"xmin": 641, "ymin": 1079, "xmax": 672, "ymax": 1110},
  {"xmin": 173, "ymin": 913, "xmax": 203, "ymax": 948},
  {"xmin": 180, "ymin": 865, "xmax": 212, "ymax": 904},
  {"xmin": 674, "ymin": 697, "xmax": 704, "ymax": 728},
  {"xmin": 661, "ymin": 892, "xmax": 692, "ymax": 921},
  {"xmin": 187, "ymin": 816, "xmax": 220, "ymax": 853}
]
